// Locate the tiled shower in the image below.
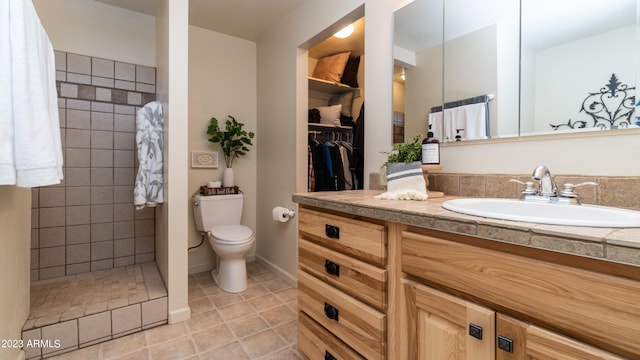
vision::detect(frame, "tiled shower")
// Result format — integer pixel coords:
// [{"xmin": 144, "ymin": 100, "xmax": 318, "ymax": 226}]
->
[
  {"xmin": 31, "ymin": 51, "xmax": 157, "ymax": 281},
  {"xmin": 23, "ymin": 51, "xmax": 168, "ymax": 358}
]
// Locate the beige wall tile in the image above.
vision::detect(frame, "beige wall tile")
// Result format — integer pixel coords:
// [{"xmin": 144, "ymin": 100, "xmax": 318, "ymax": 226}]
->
[
  {"xmin": 141, "ymin": 297, "xmax": 168, "ymax": 328},
  {"xmin": 115, "ymin": 62, "xmax": 135, "ymax": 82},
  {"xmin": 112, "ymin": 304, "xmax": 142, "ymax": 336},
  {"xmin": 42, "ymin": 319, "xmax": 78, "ymax": 356},
  {"xmin": 459, "ymin": 175, "xmax": 485, "ymax": 197},
  {"xmin": 79, "ymin": 311, "xmax": 111, "ymax": 346},
  {"xmin": 22, "ymin": 328, "xmax": 42, "ymax": 359}
]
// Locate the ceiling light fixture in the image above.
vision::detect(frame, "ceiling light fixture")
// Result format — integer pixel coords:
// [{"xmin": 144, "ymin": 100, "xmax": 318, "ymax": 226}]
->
[{"xmin": 333, "ymin": 24, "xmax": 355, "ymax": 39}]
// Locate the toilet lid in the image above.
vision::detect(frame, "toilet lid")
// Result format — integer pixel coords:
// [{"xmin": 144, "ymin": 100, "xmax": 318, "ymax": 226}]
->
[{"xmin": 210, "ymin": 225, "xmax": 253, "ymax": 242}]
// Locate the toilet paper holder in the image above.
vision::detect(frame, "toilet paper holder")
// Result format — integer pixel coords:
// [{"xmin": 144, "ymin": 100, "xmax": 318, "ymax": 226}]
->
[{"xmin": 272, "ymin": 206, "xmax": 296, "ymax": 222}]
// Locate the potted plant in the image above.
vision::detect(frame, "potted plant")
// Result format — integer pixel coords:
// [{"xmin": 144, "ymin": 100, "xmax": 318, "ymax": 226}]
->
[{"xmin": 207, "ymin": 115, "xmax": 255, "ymax": 187}]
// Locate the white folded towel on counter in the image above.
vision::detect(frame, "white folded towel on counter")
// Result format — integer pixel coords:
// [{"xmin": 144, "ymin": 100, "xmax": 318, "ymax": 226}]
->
[{"xmin": 0, "ymin": 0, "xmax": 63, "ymax": 187}]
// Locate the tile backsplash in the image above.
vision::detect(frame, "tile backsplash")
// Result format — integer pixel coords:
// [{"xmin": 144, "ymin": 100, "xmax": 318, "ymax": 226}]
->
[
  {"xmin": 31, "ymin": 51, "xmax": 157, "ymax": 281},
  {"xmin": 427, "ymin": 173, "xmax": 640, "ymax": 211}
]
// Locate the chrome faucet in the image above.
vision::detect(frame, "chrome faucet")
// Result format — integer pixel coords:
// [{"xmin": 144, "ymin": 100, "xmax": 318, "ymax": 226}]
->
[
  {"xmin": 509, "ymin": 165, "xmax": 598, "ymax": 205},
  {"xmin": 532, "ymin": 165, "xmax": 557, "ymax": 197}
]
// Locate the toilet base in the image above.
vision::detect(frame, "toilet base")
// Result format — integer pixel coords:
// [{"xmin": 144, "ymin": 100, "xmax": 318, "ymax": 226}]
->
[{"xmin": 211, "ymin": 258, "xmax": 248, "ymax": 293}]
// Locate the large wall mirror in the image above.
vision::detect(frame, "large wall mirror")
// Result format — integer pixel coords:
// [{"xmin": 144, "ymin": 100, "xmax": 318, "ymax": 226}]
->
[{"xmin": 394, "ymin": 0, "xmax": 638, "ymax": 144}]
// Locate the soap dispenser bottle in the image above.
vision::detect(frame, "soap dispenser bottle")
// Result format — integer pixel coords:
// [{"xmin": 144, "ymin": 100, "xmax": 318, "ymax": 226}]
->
[
  {"xmin": 455, "ymin": 128, "xmax": 464, "ymax": 141},
  {"xmin": 422, "ymin": 125, "xmax": 440, "ymax": 165}
]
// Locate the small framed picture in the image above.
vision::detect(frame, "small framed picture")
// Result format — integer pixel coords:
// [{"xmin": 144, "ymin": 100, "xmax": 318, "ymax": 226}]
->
[{"xmin": 191, "ymin": 151, "xmax": 218, "ymax": 168}]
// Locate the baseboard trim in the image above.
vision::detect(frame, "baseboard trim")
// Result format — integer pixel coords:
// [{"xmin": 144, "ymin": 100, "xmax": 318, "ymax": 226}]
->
[
  {"xmin": 254, "ymin": 255, "xmax": 297, "ymax": 288},
  {"xmin": 168, "ymin": 306, "xmax": 191, "ymax": 324}
]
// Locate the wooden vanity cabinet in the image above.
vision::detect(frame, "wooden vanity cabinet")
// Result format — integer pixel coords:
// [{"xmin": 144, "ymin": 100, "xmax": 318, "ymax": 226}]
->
[
  {"xmin": 297, "ymin": 206, "xmax": 388, "ymax": 360},
  {"xmin": 400, "ymin": 228, "xmax": 639, "ymax": 359}
]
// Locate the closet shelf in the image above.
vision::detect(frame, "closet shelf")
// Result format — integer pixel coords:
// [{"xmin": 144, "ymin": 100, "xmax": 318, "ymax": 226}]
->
[
  {"xmin": 308, "ymin": 123, "xmax": 353, "ymax": 131},
  {"xmin": 308, "ymin": 77, "xmax": 360, "ymax": 97}
]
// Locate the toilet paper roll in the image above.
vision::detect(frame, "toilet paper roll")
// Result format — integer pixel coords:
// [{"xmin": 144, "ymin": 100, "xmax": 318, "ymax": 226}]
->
[{"xmin": 272, "ymin": 206, "xmax": 295, "ymax": 223}]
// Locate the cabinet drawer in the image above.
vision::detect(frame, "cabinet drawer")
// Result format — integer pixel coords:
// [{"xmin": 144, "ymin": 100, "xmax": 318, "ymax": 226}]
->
[
  {"xmin": 299, "ymin": 239, "xmax": 387, "ymax": 311},
  {"xmin": 402, "ymin": 230, "xmax": 640, "ymax": 358},
  {"xmin": 298, "ymin": 207, "xmax": 387, "ymax": 266},
  {"xmin": 298, "ymin": 312, "xmax": 365, "ymax": 360},
  {"xmin": 298, "ymin": 271, "xmax": 386, "ymax": 360}
]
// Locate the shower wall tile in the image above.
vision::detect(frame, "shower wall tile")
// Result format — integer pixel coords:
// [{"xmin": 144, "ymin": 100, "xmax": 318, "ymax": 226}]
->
[
  {"xmin": 66, "ymin": 186, "xmax": 91, "ymax": 206},
  {"xmin": 65, "ymin": 167, "xmax": 91, "ymax": 186},
  {"xmin": 66, "ymin": 129, "xmax": 91, "ymax": 148},
  {"xmin": 91, "ymin": 111, "xmax": 114, "ymax": 131},
  {"xmin": 92, "ymin": 58, "xmax": 114, "ymax": 78},
  {"xmin": 114, "ymin": 221, "xmax": 134, "ymax": 240},
  {"xmin": 66, "ymin": 109, "xmax": 91, "ymax": 129},
  {"xmin": 39, "ymin": 188, "xmax": 66, "ymax": 207},
  {"xmin": 39, "ymin": 266, "xmax": 65, "ymax": 280},
  {"xmin": 39, "ymin": 227, "xmax": 66, "ymax": 248},
  {"xmin": 115, "ymin": 62, "xmax": 135, "ymax": 81},
  {"xmin": 67, "ymin": 244, "xmax": 90, "ymax": 264},
  {"xmin": 32, "ymin": 51, "xmax": 156, "ymax": 281},
  {"xmin": 91, "ymin": 168, "xmax": 114, "ymax": 186},
  {"xmin": 41, "ymin": 319, "xmax": 78, "ymax": 357},
  {"xmin": 114, "ymin": 150, "xmax": 135, "ymax": 167},
  {"xmin": 67, "ymin": 53, "xmax": 91, "ymax": 74},
  {"xmin": 91, "ymin": 223, "xmax": 113, "ymax": 242},
  {"xmin": 40, "ymin": 246, "xmax": 65, "ymax": 268},
  {"xmin": 66, "ymin": 225, "xmax": 90, "ymax": 245},
  {"xmin": 136, "ymin": 65, "xmax": 155, "ymax": 85},
  {"xmin": 113, "ymin": 204, "xmax": 134, "ymax": 221},
  {"xmin": 66, "ymin": 205, "xmax": 91, "ymax": 226},
  {"xmin": 114, "ymin": 114, "xmax": 135, "ymax": 132},
  {"xmin": 79, "ymin": 311, "xmax": 111, "ymax": 347},
  {"xmin": 39, "ymin": 207, "xmax": 66, "ymax": 228},
  {"xmin": 135, "ymin": 207, "xmax": 155, "ymax": 219}
]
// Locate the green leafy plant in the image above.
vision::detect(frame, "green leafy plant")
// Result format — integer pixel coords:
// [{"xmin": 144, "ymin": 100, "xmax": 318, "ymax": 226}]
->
[
  {"xmin": 207, "ymin": 115, "xmax": 255, "ymax": 168},
  {"xmin": 384, "ymin": 135, "xmax": 423, "ymax": 163}
]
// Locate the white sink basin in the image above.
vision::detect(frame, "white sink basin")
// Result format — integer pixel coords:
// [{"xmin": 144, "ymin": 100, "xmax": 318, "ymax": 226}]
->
[{"xmin": 442, "ymin": 198, "xmax": 640, "ymax": 228}]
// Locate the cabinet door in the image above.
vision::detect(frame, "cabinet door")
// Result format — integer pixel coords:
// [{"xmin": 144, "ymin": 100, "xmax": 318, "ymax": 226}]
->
[
  {"xmin": 497, "ymin": 314, "xmax": 627, "ymax": 360},
  {"xmin": 404, "ymin": 280, "xmax": 495, "ymax": 360}
]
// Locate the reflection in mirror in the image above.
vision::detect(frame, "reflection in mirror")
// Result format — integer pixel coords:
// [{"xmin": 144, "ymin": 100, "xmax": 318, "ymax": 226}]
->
[
  {"xmin": 393, "ymin": 0, "xmax": 443, "ymax": 144},
  {"xmin": 442, "ymin": 0, "xmax": 519, "ymax": 141},
  {"xmin": 520, "ymin": 0, "xmax": 638, "ymax": 136}
]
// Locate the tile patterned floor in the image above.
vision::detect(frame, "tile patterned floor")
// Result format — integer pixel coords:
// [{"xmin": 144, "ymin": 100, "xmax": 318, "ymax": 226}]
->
[{"xmin": 49, "ymin": 262, "xmax": 301, "ymax": 359}]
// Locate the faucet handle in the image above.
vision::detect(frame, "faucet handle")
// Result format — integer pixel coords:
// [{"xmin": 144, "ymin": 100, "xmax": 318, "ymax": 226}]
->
[
  {"xmin": 509, "ymin": 179, "xmax": 537, "ymax": 195},
  {"xmin": 559, "ymin": 182, "xmax": 598, "ymax": 198}
]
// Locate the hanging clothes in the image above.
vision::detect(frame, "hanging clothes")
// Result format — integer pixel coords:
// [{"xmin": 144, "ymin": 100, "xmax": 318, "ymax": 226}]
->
[
  {"xmin": 134, "ymin": 101, "xmax": 164, "ymax": 210},
  {"xmin": 0, "ymin": 0, "xmax": 63, "ymax": 187}
]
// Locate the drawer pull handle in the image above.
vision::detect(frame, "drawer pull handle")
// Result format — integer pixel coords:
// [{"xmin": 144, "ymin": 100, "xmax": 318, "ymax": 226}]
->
[
  {"xmin": 325, "ymin": 350, "xmax": 337, "ymax": 360},
  {"xmin": 324, "ymin": 302, "xmax": 339, "ymax": 321},
  {"xmin": 468, "ymin": 323, "xmax": 483, "ymax": 340},
  {"xmin": 324, "ymin": 260, "xmax": 340, "ymax": 276},
  {"xmin": 497, "ymin": 335, "xmax": 513, "ymax": 353},
  {"xmin": 325, "ymin": 224, "xmax": 340, "ymax": 239}
]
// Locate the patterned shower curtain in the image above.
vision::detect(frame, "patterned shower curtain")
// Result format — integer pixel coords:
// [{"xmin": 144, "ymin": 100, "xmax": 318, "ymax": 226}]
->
[{"xmin": 134, "ymin": 101, "xmax": 164, "ymax": 210}]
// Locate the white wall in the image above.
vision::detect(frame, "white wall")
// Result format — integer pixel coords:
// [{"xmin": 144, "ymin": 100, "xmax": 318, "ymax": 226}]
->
[
  {"xmin": 187, "ymin": 26, "xmax": 258, "ymax": 274},
  {"xmin": 530, "ymin": 26, "xmax": 636, "ymax": 133},
  {"xmin": 33, "ymin": 0, "xmax": 155, "ymax": 67},
  {"xmin": 155, "ymin": 0, "xmax": 190, "ymax": 324},
  {"xmin": 0, "ymin": 187, "xmax": 31, "ymax": 360}
]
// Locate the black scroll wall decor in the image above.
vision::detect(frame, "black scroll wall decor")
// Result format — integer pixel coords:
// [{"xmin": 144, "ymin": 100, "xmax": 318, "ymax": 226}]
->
[{"xmin": 550, "ymin": 73, "xmax": 636, "ymax": 131}]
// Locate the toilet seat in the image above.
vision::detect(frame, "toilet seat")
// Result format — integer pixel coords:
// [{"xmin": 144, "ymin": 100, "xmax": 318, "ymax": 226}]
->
[{"xmin": 209, "ymin": 225, "xmax": 254, "ymax": 244}]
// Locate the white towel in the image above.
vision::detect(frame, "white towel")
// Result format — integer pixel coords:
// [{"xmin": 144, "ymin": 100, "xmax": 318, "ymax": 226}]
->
[
  {"xmin": 375, "ymin": 161, "xmax": 428, "ymax": 201},
  {"xmin": 444, "ymin": 103, "xmax": 488, "ymax": 141},
  {"xmin": 0, "ymin": 0, "xmax": 63, "ymax": 187},
  {"xmin": 134, "ymin": 101, "xmax": 164, "ymax": 210},
  {"xmin": 428, "ymin": 112, "xmax": 443, "ymax": 141}
]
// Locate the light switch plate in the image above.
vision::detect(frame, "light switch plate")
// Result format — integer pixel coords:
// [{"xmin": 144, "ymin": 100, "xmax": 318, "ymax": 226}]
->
[{"xmin": 191, "ymin": 151, "xmax": 218, "ymax": 168}]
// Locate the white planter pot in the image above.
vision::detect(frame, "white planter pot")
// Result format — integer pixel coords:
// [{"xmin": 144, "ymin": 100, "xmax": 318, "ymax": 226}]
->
[{"xmin": 223, "ymin": 167, "xmax": 235, "ymax": 187}]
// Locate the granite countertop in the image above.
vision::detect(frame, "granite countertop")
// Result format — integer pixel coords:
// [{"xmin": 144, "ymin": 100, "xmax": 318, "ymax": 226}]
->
[{"xmin": 292, "ymin": 190, "xmax": 640, "ymax": 267}]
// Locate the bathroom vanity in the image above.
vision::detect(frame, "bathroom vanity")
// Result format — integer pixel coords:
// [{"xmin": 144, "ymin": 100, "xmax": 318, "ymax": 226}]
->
[{"xmin": 293, "ymin": 190, "xmax": 640, "ymax": 359}]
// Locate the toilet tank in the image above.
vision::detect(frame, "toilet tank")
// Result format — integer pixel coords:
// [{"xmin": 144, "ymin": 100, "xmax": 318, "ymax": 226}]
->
[{"xmin": 192, "ymin": 193, "xmax": 244, "ymax": 232}]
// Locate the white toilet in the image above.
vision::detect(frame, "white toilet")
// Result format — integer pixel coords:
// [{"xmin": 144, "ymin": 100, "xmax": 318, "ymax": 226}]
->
[{"xmin": 192, "ymin": 193, "xmax": 255, "ymax": 293}]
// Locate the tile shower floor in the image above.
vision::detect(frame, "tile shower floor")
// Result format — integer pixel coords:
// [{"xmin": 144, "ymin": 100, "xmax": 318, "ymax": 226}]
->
[
  {"xmin": 45, "ymin": 262, "xmax": 300, "ymax": 359},
  {"xmin": 24, "ymin": 262, "xmax": 168, "ymax": 359}
]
